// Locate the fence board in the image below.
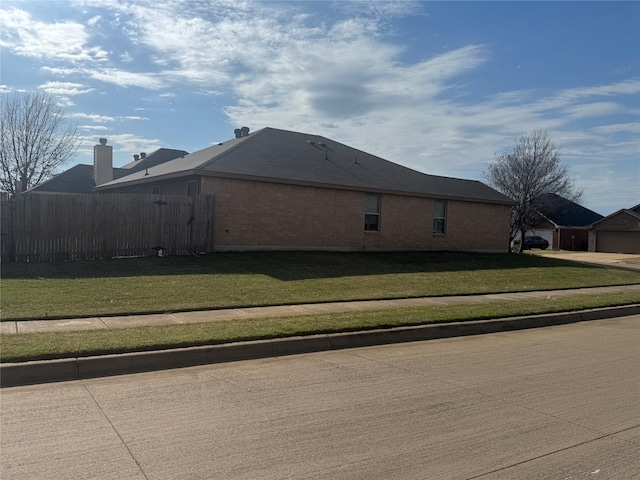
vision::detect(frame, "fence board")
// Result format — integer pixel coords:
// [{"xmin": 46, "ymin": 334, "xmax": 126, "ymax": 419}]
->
[{"xmin": 0, "ymin": 193, "xmax": 215, "ymax": 262}]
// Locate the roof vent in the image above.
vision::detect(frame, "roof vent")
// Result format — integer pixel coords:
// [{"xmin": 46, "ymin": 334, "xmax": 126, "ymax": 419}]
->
[
  {"xmin": 234, "ymin": 126, "xmax": 250, "ymax": 138},
  {"xmin": 133, "ymin": 154, "xmax": 140, "ymax": 161},
  {"xmin": 140, "ymin": 152, "xmax": 147, "ymax": 159}
]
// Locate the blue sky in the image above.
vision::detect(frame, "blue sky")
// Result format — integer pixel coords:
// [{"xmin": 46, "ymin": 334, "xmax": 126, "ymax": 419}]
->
[{"xmin": 1, "ymin": 0, "xmax": 638, "ymax": 215}]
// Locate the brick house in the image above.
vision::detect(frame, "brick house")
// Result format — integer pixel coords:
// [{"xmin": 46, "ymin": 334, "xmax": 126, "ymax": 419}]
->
[
  {"xmin": 588, "ymin": 204, "xmax": 640, "ymax": 254},
  {"xmin": 526, "ymin": 194, "xmax": 603, "ymax": 251},
  {"xmin": 94, "ymin": 127, "xmax": 515, "ymax": 252}
]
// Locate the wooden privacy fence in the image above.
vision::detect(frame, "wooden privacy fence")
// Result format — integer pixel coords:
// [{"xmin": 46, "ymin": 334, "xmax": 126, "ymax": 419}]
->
[{"xmin": 1, "ymin": 193, "xmax": 216, "ymax": 262}]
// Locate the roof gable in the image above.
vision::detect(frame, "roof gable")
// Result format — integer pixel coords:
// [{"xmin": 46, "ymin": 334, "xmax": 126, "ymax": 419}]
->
[
  {"xmin": 96, "ymin": 127, "xmax": 514, "ymax": 205},
  {"xmin": 591, "ymin": 206, "xmax": 640, "ymax": 227}
]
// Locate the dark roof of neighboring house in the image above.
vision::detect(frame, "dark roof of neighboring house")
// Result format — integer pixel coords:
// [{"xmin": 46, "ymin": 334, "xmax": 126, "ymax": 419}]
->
[
  {"xmin": 537, "ymin": 193, "xmax": 603, "ymax": 227},
  {"xmin": 96, "ymin": 127, "xmax": 515, "ymax": 205},
  {"xmin": 120, "ymin": 148, "xmax": 190, "ymax": 172},
  {"xmin": 26, "ymin": 148, "xmax": 189, "ymax": 194},
  {"xmin": 27, "ymin": 164, "xmax": 131, "ymax": 194}
]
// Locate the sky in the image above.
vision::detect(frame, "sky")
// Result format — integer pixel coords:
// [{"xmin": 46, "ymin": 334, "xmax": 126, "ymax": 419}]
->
[{"xmin": 1, "ymin": 0, "xmax": 638, "ymax": 215}]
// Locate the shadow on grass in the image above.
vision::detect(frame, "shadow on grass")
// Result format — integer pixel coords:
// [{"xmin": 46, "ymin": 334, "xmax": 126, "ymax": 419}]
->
[{"xmin": 0, "ymin": 251, "xmax": 608, "ymax": 281}]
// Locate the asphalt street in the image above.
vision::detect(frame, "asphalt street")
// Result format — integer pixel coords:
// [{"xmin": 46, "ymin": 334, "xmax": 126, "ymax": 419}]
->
[{"xmin": 2, "ymin": 315, "xmax": 639, "ymax": 479}]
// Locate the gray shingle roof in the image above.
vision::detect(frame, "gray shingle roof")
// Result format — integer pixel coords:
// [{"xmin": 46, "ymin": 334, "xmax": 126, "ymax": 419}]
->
[
  {"xmin": 96, "ymin": 127, "xmax": 515, "ymax": 205},
  {"xmin": 119, "ymin": 148, "xmax": 190, "ymax": 172},
  {"xmin": 537, "ymin": 193, "xmax": 603, "ymax": 227},
  {"xmin": 27, "ymin": 164, "xmax": 131, "ymax": 194},
  {"xmin": 26, "ymin": 148, "xmax": 188, "ymax": 194}
]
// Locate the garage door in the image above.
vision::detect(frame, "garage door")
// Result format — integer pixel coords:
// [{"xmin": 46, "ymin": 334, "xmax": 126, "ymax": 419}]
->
[{"xmin": 596, "ymin": 231, "xmax": 640, "ymax": 254}]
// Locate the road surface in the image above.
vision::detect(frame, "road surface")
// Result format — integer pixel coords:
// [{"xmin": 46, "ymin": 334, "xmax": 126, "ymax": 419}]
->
[{"xmin": 2, "ymin": 316, "xmax": 639, "ymax": 479}]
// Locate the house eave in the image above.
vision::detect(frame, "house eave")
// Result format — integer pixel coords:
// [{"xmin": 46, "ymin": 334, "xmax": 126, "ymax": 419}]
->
[
  {"xmin": 92, "ymin": 170, "xmax": 199, "ymax": 191},
  {"xmin": 94, "ymin": 168, "xmax": 515, "ymax": 206}
]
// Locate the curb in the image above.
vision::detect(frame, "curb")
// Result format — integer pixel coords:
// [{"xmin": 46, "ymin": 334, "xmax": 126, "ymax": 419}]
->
[{"xmin": 2, "ymin": 304, "xmax": 639, "ymax": 387}]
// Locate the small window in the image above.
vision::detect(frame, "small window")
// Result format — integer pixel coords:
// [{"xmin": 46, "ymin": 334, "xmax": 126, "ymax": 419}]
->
[
  {"xmin": 152, "ymin": 185, "xmax": 161, "ymax": 195},
  {"xmin": 186, "ymin": 180, "xmax": 199, "ymax": 196},
  {"xmin": 433, "ymin": 200, "xmax": 447, "ymax": 235},
  {"xmin": 365, "ymin": 194, "xmax": 381, "ymax": 232}
]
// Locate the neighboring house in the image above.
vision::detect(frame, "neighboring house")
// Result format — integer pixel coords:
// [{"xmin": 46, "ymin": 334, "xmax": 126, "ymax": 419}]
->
[
  {"xmin": 588, "ymin": 204, "xmax": 640, "ymax": 254},
  {"xmin": 526, "ymin": 194, "xmax": 603, "ymax": 251},
  {"xmin": 94, "ymin": 127, "xmax": 515, "ymax": 252},
  {"xmin": 26, "ymin": 139, "xmax": 188, "ymax": 194}
]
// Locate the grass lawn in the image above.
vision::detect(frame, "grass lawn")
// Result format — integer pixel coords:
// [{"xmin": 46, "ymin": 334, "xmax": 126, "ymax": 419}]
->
[
  {"xmin": 2, "ymin": 251, "xmax": 640, "ymax": 320},
  {"xmin": 2, "ymin": 290, "xmax": 639, "ymax": 363}
]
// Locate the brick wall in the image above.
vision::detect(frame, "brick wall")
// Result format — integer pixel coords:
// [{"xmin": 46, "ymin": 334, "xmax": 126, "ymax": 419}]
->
[
  {"xmin": 588, "ymin": 230, "xmax": 597, "ymax": 252},
  {"xmin": 202, "ymin": 177, "xmax": 511, "ymax": 252},
  {"xmin": 591, "ymin": 211, "xmax": 640, "ymax": 232},
  {"xmin": 113, "ymin": 176, "xmax": 512, "ymax": 252}
]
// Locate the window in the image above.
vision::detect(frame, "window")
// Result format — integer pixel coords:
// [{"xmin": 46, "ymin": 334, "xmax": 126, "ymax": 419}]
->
[
  {"xmin": 365, "ymin": 194, "xmax": 381, "ymax": 232},
  {"xmin": 186, "ymin": 180, "xmax": 199, "ymax": 196},
  {"xmin": 152, "ymin": 185, "xmax": 161, "ymax": 195},
  {"xmin": 433, "ymin": 200, "xmax": 447, "ymax": 234}
]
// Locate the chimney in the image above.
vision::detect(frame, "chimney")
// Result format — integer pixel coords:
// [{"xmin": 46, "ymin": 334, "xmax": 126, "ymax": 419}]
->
[
  {"xmin": 94, "ymin": 138, "xmax": 113, "ymax": 186},
  {"xmin": 140, "ymin": 152, "xmax": 146, "ymax": 159}
]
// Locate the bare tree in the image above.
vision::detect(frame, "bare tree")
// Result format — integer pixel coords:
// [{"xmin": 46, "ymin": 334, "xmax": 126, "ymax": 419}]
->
[
  {"xmin": 0, "ymin": 91, "xmax": 79, "ymax": 195},
  {"xmin": 484, "ymin": 129, "xmax": 582, "ymax": 252}
]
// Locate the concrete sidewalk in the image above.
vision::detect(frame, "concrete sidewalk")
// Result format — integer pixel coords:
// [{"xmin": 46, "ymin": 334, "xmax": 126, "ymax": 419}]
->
[
  {"xmin": 2, "ymin": 284, "xmax": 640, "ymax": 387},
  {"xmin": 3, "ymin": 284, "xmax": 640, "ymax": 335}
]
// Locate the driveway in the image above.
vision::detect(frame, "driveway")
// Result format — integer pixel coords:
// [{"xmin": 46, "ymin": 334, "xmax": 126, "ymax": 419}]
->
[{"xmin": 536, "ymin": 251, "xmax": 640, "ymax": 269}]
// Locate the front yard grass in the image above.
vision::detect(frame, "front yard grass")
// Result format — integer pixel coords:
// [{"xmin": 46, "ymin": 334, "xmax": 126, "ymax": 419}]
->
[
  {"xmin": 2, "ymin": 290, "xmax": 639, "ymax": 363},
  {"xmin": 2, "ymin": 251, "xmax": 640, "ymax": 320}
]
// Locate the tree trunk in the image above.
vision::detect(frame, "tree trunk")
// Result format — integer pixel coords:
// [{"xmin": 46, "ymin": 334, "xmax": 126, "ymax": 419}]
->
[{"xmin": 519, "ymin": 227, "xmax": 527, "ymax": 253}]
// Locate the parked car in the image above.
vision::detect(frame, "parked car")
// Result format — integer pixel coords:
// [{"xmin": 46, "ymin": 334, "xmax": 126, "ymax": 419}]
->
[{"xmin": 523, "ymin": 235, "xmax": 549, "ymax": 250}]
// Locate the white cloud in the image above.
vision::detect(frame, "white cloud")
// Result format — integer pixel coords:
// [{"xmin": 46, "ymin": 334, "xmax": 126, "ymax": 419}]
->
[
  {"xmin": 101, "ymin": 133, "xmax": 163, "ymax": 162},
  {"xmin": 562, "ymin": 102, "xmax": 621, "ymax": 119},
  {"xmin": 76, "ymin": 131, "xmax": 165, "ymax": 165},
  {"xmin": 0, "ymin": 85, "xmax": 26, "ymax": 94},
  {"xmin": 86, "ymin": 15, "xmax": 101, "ymax": 27},
  {"xmin": 592, "ymin": 123, "xmax": 640, "ymax": 135},
  {"xmin": 79, "ymin": 125, "xmax": 109, "ymax": 130},
  {"xmin": 42, "ymin": 65, "xmax": 165, "ymax": 90},
  {"xmin": 88, "ymin": 68, "xmax": 166, "ymax": 89},
  {"xmin": 70, "ymin": 112, "xmax": 149, "ymax": 122},
  {"xmin": 69, "ymin": 112, "xmax": 115, "ymax": 122},
  {"xmin": 0, "ymin": 7, "xmax": 108, "ymax": 63},
  {"xmin": 7, "ymin": 0, "xmax": 636, "ymax": 213},
  {"xmin": 562, "ymin": 79, "xmax": 640, "ymax": 99},
  {"xmin": 39, "ymin": 81, "xmax": 94, "ymax": 96}
]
